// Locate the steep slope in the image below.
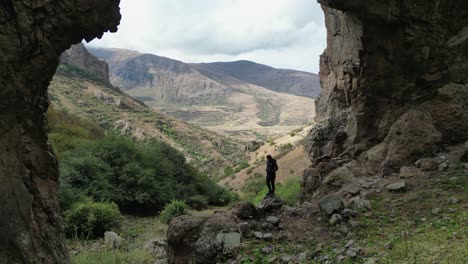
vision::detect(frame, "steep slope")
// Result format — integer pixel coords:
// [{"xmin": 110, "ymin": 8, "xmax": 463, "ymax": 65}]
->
[
  {"xmin": 0, "ymin": 1, "xmax": 120, "ymax": 263},
  {"xmin": 88, "ymin": 47, "xmax": 317, "ymax": 140},
  {"xmin": 51, "ymin": 45, "xmax": 245, "ymax": 177},
  {"xmin": 220, "ymin": 126, "xmax": 313, "ymax": 192},
  {"xmin": 192, "ymin": 60, "xmax": 321, "ymax": 98},
  {"xmin": 60, "ymin": 43, "xmax": 110, "ymax": 84}
]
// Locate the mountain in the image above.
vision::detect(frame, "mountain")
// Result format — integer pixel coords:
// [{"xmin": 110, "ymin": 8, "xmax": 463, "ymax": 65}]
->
[
  {"xmin": 60, "ymin": 43, "xmax": 110, "ymax": 84},
  {"xmin": 88, "ymin": 47, "xmax": 318, "ymax": 140},
  {"xmin": 50, "ymin": 44, "xmax": 245, "ymax": 176},
  {"xmin": 192, "ymin": 60, "xmax": 321, "ymax": 98}
]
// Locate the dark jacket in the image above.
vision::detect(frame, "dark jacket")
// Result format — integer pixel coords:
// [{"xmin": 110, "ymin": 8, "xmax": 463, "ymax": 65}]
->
[{"xmin": 266, "ymin": 158, "xmax": 278, "ymax": 175}]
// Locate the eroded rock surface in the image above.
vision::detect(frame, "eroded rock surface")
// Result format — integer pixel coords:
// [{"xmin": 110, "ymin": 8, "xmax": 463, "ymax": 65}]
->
[
  {"xmin": 167, "ymin": 213, "xmax": 240, "ymax": 264},
  {"xmin": 305, "ymin": 0, "xmax": 468, "ymax": 187},
  {"xmin": 0, "ymin": 1, "xmax": 120, "ymax": 263}
]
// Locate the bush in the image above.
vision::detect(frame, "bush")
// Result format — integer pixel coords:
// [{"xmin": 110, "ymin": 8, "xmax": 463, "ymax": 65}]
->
[
  {"xmin": 234, "ymin": 160, "xmax": 250, "ymax": 173},
  {"xmin": 187, "ymin": 195, "xmax": 208, "ymax": 210},
  {"xmin": 160, "ymin": 200, "xmax": 188, "ymax": 223},
  {"xmin": 64, "ymin": 201, "xmax": 121, "ymax": 239}
]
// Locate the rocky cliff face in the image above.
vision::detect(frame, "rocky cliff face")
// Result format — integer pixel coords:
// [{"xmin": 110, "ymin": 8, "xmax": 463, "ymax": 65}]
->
[
  {"xmin": 0, "ymin": 1, "xmax": 120, "ymax": 263},
  {"xmin": 305, "ymin": 0, "xmax": 468, "ymax": 182},
  {"xmin": 60, "ymin": 43, "xmax": 110, "ymax": 83}
]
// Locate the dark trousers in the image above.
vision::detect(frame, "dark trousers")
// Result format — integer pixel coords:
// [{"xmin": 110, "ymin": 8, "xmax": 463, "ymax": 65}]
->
[{"xmin": 266, "ymin": 173, "xmax": 276, "ymax": 194}]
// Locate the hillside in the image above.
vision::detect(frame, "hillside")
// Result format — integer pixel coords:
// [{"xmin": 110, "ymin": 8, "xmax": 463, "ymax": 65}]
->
[
  {"xmin": 50, "ymin": 45, "xmax": 245, "ymax": 177},
  {"xmin": 220, "ymin": 126, "xmax": 313, "ymax": 192},
  {"xmin": 88, "ymin": 47, "xmax": 318, "ymax": 140},
  {"xmin": 192, "ymin": 60, "xmax": 321, "ymax": 98}
]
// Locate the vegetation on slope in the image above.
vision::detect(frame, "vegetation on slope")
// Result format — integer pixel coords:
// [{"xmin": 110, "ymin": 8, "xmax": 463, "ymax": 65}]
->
[
  {"xmin": 48, "ymin": 106, "xmax": 236, "ymax": 238},
  {"xmin": 49, "ymin": 63, "xmax": 245, "ymax": 178}
]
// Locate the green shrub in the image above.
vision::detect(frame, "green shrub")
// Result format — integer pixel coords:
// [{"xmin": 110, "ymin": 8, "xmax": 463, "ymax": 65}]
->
[
  {"xmin": 160, "ymin": 200, "xmax": 188, "ymax": 223},
  {"xmin": 187, "ymin": 195, "xmax": 209, "ymax": 210},
  {"xmin": 234, "ymin": 160, "xmax": 250, "ymax": 173},
  {"xmin": 224, "ymin": 166, "xmax": 235, "ymax": 177},
  {"xmin": 51, "ymin": 109, "xmax": 231, "ymax": 215},
  {"xmin": 279, "ymin": 143, "xmax": 294, "ymax": 152},
  {"xmin": 64, "ymin": 201, "xmax": 121, "ymax": 239}
]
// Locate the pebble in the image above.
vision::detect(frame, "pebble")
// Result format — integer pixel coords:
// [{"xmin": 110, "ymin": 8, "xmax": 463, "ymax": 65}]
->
[
  {"xmin": 266, "ymin": 216, "xmax": 280, "ymax": 226},
  {"xmin": 254, "ymin": 232, "xmax": 263, "ymax": 239},
  {"xmin": 336, "ymin": 255, "xmax": 346, "ymax": 262},
  {"xmin": 384, "ymin": 242, "xmax": 394, "ymax": 250},
  {"xmin": 344, "ymin": 240, "xmax": 355, "ymax": 248},
  {"xmin": 438, "ymin": 162, "xmax": 448, "ymax": 172},
  {"xmin": 261, "ymin": 246, "xmax": 272, "ymax": 254},
  {"xmin": 280, "ymin": 255, "xmax": 292, "ymax": 263},
  {"xmin": 448, "ymin": 197, "xmax": 459, "ymax": 204},
  {"xmin": 298, "ymin": 252, "xmax": 307, "ymax": 261},
  {"xmin": 432, "ymin": 208, "xmax": 442, "ymax": 215},
  {"xmin": 386, "ymin": 181, "xmax": 406, "ymax": 191},
  {"xmin": 263, "ymin": 233, "xmax": 273, "ymax": 241},
  {"xmin": 329, "ymin": 214, "xmax": 343, "ymax": 225},
  {"xmin": 346, "ymin": 248, "xmax": 357, "ymax": 258}
]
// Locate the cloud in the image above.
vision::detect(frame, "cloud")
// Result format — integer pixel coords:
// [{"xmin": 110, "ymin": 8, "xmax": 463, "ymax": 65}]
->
[{"xmin": 88, "ymin": 0, "xmax": 326, "ymax": 73}]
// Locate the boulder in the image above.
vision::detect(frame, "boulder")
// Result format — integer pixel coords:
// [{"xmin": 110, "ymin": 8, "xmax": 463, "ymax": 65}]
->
[
  {"xmin": 231, "ymin": 202, "xmax": 261, "ymax": 220},
  {"xmin": 104, "ymin": 231, "xmax": 124, "ymax": 249},
  {"xmin": 261, "ymin": 195, "xmax": 284, "ymax": 212},
  {"xmin": 167, "ymin": 212, "xmax": 240, "ymax": 264},
  {"xmin": 319, "ymin": 195, "xmax": 344, "ymax": 215}
]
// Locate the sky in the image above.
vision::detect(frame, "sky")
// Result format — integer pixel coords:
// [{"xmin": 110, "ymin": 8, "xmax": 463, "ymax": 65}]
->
[{"xmin": 88, "ymin": 0, "xmax": 326, "ymax": 73}]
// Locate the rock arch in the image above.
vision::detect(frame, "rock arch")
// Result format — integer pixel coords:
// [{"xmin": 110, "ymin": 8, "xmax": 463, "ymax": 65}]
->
[{"xmin": 0, "ymin": 1, "xmax": 121, "ymax": 263}]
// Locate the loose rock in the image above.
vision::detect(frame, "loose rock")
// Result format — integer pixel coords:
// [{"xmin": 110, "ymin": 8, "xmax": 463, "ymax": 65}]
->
[
  {"xmin": 319, "ymin": 195, "xmax": 344, "ymax": 215},
  {"xmin": 329, "ymin": 214, "xmax": 343, "ymax": 225},
  {"xmin": 266, "ymin": 216, "xmax": 280, "ymax": 226},
  {"xmin": 104, "ymin": 231, "xmax": 124, "ymax": 249},
  {"xmin": 386, "ymin": 181, "xmax": 406, "ymax": 192}
]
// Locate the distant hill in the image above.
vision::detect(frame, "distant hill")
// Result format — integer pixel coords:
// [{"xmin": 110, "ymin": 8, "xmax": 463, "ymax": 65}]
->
[
  {"xmin": 88, "ymin": 47, "xmax": 318, "ymax": 140},
  {"xmin": 192, "ymin": 60, "xmax": 321, "ymax": 98},
  {"xmin": 51, "ymin": 44, "xmax": 245, "ymax": 176}
]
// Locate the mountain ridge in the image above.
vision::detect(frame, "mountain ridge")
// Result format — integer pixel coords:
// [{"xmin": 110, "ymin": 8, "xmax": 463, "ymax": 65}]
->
[{"xmin": 87, "ymin": 46, "xmax": 318, "ymax": 140}]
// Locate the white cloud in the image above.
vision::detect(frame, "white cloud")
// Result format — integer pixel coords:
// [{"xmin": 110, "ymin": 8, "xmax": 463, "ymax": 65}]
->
[{"xmin": 88, "ymin": 0, "xmax": 326, "ymax": 73}]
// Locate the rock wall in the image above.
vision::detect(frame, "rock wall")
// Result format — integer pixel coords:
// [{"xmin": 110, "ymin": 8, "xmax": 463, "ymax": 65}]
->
[
  {"xmin": 305, "ymin": 0, "xmax": 468, "ymax": 178},
  {"xmin": 0, "ymin": 1, "xmax": 120, "ymax": 263}
]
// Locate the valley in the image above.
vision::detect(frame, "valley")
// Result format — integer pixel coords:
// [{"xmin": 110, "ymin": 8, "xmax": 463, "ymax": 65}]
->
[{"xmin": 88, "ymin": 47, "xmax": 319, "ymax": 140}]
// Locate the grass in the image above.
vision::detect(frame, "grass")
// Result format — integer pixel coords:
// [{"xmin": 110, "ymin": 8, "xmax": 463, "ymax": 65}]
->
[
  {"xmin": 251, "ymin": 176, "xmax": 302, "ymax": 206},
  {"xmin": 355, "ymin": 164, "xmax": 468, "ymax": 264},
  {"xmin": 72, "ymin": 250, "xmax": 153, "ymax": 264},
  {"xmin": 70, "ymin": 216, "xmax": 168, "ymax": 264}
]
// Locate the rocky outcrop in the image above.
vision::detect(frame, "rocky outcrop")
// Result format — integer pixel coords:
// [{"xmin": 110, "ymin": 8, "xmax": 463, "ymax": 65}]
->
[
  {"xmin": 0, "ymin": 1, "xmax": 120, "ymax": 263},
  {"xmin": 167, "ymin": 213, "xmax": 241, "ymax": 264},
  {"xmin": 305, "ymin": 0, "xmax": 468, "ymax": 181},
  {"xmin": 60, "ymin": 43, "xmax": 110, "ymax": 83}
]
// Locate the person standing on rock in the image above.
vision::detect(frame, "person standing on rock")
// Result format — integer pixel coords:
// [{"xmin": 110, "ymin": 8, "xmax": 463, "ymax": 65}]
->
[{"xmin": 266, "ymin": 155, "xmax": 279, "ymax": 196}]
